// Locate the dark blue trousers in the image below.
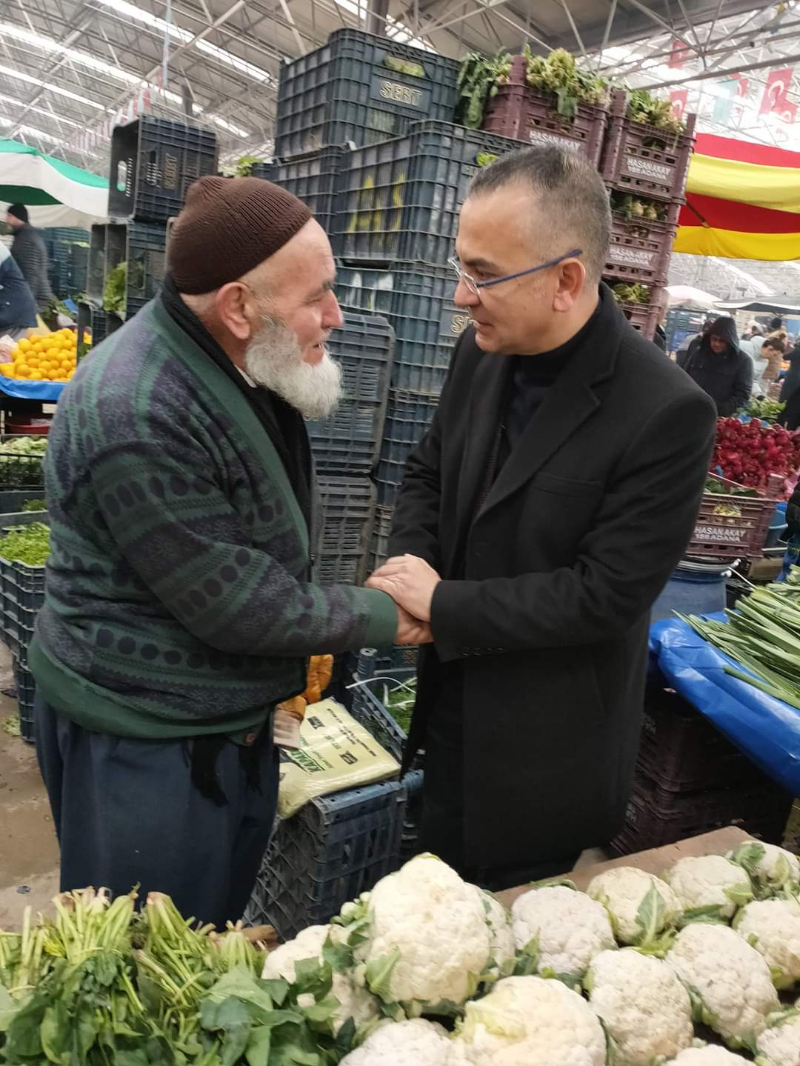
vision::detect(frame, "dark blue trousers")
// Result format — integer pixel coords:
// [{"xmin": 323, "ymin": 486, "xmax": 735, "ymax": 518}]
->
[{"xmin": 35, "ymin": 694, "xmax": 278, "ymax": 928}]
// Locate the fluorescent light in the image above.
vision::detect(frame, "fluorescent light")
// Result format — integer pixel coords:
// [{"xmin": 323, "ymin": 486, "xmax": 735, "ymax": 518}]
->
[
  {"xmin": 0, "ymin": 115, "xmax": 12, "ymax": 127},
  {"xmin": 196, "ymin": 40, "xmax": 272, "ymax": 83},
  {"xmin": 1, "ymin": 22, "xmax": 142, "ymax": 86},
  {"xmin": 0, "ymin": 63, "xmax": 107, "ymax": 109},
  {"xmin": 207, "ymin": 114, "xmax": 250, "ymax": 137},
  {"xmin": 19, "ymin": 124, "xmax": 64, "ymax": 146},
  {"xmin": 0, "ymin": 91, "xmax": 81, "ymax": 128}
]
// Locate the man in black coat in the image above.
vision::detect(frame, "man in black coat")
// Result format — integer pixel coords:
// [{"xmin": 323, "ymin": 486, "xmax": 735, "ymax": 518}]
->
[
  {"xmin": 367, "ymin": 147, "xmax": 717, "ymax": 890},
  {"xmin": 678, "ymin": 316, "xmax": 752, "ymax": 416},
  {"xmin": 6, "ymin": 204, "xmax": 54, "ymax": 312}
]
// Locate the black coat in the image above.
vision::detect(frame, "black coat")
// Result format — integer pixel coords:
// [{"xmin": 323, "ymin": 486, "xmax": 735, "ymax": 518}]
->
[
  {"xmin": 389, "ymin": 296, "xmax": 717, "ymax": 870},
  {"xmin": 0, "ymin": 247, "xmax": 37, "ymax": 331},
  {"xmin": 11, "ymin": 224, "xmax": 53, "ymax": 308},
  {"xmin": 679, "ymin": 318, "xmax": 752, "ymax": 416}
]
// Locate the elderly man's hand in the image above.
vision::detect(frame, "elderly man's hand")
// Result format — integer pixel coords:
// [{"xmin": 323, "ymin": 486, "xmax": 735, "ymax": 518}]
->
[
  {"xmin": 395, "ymin": 605, "xmax": 433, "ymax": 645},
  {"xmin": 368, "ymin": 555, "xmax": 441, "ymax": 623}
]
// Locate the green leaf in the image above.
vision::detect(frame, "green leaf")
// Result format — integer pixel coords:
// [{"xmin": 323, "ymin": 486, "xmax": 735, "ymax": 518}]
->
[
  {"xmin": 260, "ymin": 978, "xmax": 290, "ymax": 1007},
  {"xmin": 293, "ymin": 958, "xmax": 333, "ymax": 1001},
  {"xmin": 730, "ymin": 842, "xmax": 766, "ymax": 879},
  {"xmin": 539, "ymin": 967, "xmax": 582, "ymax": 992},
  {"xmin": 364, "ymin": 950, "xmax": 400, "ymax": 1002},
  {"xmin": 634, "ymin": 882, "xmax": 666, "ymax": 947},
  {"xmin": 322, "ymin": 936, "xmax": 353, "ymax": 975},
  {"xmin": 513, "ymin": 935, "xmax": 540, "ymax": 976},
  {"xmin": 0, "ymin": 984, "xmax": 19, "ymax": 1033},
  {"xmin": 679, "ymin": 905, "xmax": 728, "ymax": 927},
  {"xmin": 419, "ymin": 998, "xmax": 465, "ymax": 1018},
  {"xmin": 598, "ymin": 1015, "xmax": 618, "ymax": 1066},
  {"xmin": 723, "ymin": 881, "xmax": 754, "ymax": 908},
  {"xmin": 246, "ymin": 1024, "xmax": 272, "ymax": 1066}
]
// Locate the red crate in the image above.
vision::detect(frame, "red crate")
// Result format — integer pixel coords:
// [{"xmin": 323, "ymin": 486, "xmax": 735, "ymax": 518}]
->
[
  {"xmin": 609, "ymin": 282, "xmax": 666, "ymax": 342},
  {"xmin": 689, "ymin": 475, "xmax": 776, "ymax": 559},
  {"xmin": 605, "ymin": 202, "xmax": 680, "ymax": 285},
  {"xmin": 481, "ymin": 56, "xmax": 607, "ymax": 166},
  {"xmin": 601, "ymin": 90, "xmax": 696, "ymax": 202}
]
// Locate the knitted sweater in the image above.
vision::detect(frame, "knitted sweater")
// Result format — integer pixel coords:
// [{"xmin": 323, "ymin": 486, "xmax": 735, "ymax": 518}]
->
[{"xmin": 30, "ymin": 298, "xmax": 397, "ymax": 740}]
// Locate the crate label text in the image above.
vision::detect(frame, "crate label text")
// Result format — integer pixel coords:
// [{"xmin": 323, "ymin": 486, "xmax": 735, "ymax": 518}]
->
[
  {"xmin": 625, "ymin": 156, "xmax": 674, "ymax": 184},
  {"xmin": 527, "ymin": 128, "xmax": 582, "ymax": 153},
  {"xmin": 372, "ymin": 76, "xmax": 430, "ymax": 110},
  {"xmin": 609, "ymin": 246, "xmax": 656, "ymax": 268}
]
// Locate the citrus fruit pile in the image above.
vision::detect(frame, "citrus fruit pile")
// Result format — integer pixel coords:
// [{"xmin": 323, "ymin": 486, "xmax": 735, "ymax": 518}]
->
[{"xmin": 0, "ymin": 329, "xmax": 88, "ymax": 382}]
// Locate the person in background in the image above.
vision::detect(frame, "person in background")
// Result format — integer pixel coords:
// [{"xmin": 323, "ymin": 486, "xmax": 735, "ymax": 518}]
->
[
  {"xmin": 769, "ymin": 315, "xmax": 784, "ymax": 334},
  {"xmin": 5, "ymin": 204, "xmax": 53, "ymax": 313},
  {"xmin": 760, "ymin": 336, "xmax": 786, "ymax": 388},
  {"xmin": 676, "ymin": 316, "xmax": 714, "ymax": 366},
  {"xmin": 740, "ymin": 322, "xmax": 763, "ymax": 362},
  {"xmin": 366, "ymin": 147, "xmax": 716, "ymax": 890},
  {"xmin": 679, "ymin": 316, "xmax": 752, "ymax": 415},
  {"xmin": 31, "ymin": 177, "xmax": 429, "ymax": 928},
  {"xmin": 0, "ymin": 243, "xmax": 37, "ymax": 337},
  {"xmin": 780, "ymin": 337, "xmax": 800, "ymax": 403}
]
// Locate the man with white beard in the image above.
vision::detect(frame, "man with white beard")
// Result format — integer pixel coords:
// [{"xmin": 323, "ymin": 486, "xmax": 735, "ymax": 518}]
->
[{"xmin": 30, "ymin": 177, "xmax": 430, "ymax": 926}]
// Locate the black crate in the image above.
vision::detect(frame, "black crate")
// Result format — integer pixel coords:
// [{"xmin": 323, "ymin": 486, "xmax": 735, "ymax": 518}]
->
[
  {"xmin": 12, "ymin": 655, "xmax": 35, "ymax": 744},
  {"xmin": 0, "ymin": 437, "xmax": 47, "ymax": 491},
  {"xmin": 88, "ymin": 222, "xmax": 166, "ymax": 318},
  {"xmin": 249, "ymin": 162, "xmax": 275, "ymax": 181},
  {"xmin": 108, "ymin": 117, "xmax": 218, "ymax": 223},
  {"xmin": 42, "ymin": 226, "xmax": 90, "ymax": 246},
  {"xmin": 316, "ymin": 475, "xmax": 375, "ymax": 586},
  {"xmin": 268, "ymin": 145, "xmax": 348, "ymax": 235},
  {"xmin": 335, "ymin": 120, "xmax": 523, "ymax": 264},
  {"xmin": 275, "ymin": 28, "xmax": 459, "ymax": 158},
  {"xmin": 375, "ymin": 389, "xmax": 438, "ymax": 506},
  {"xmin": 336, "ymin": 263, "xmax": 467, "ymax": 393},
  {"xmin": 49, "ymin": 243, "xmax": 89, "ymax": 300},
  {"xmin": 0, "ymin": 512, "xmax": 47, "ymax": 660},
  {"xmin": 77, "ymin": 301, "xmax": 106, "ymax": 354},
  {"xmin": 307, "ymin": 312, "xmax": 394, "ymax": 474},
  {"xmin": 369, "ymin": 503, "xmax": 393, "ymax": 570},
  {"xmin": 0, "ymin": 492, "xmax": 45, "ymax": 517}
]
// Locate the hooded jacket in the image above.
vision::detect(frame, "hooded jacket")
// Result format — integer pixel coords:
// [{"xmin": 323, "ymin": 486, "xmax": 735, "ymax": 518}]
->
[{"xmin": 679, "ymin": 316, "xmax": 752, "ymax": 416}]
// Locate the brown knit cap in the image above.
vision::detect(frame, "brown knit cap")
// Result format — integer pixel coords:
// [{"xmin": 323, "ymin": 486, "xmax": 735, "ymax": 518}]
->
[{"xmin": 168, "ymin": 175, "xmax": 313, "ymax": 294}]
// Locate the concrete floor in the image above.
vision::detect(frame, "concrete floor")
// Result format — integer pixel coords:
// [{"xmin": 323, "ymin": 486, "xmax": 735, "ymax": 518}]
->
[{"xmin": 0, "ymin": 642, "xmax": 59, "ymax": 928}]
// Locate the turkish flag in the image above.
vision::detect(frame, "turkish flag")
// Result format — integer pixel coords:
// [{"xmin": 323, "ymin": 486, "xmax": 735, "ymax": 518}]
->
[
  {"xmin": 668, "ymin": 39, "xmax": 689, "ymax": 68},
  {"xmin": 670, "ymin": 89, "xmax": 688, "ymax": 121},
  {"xmin": 759, "ymin": 67, "xmax": 796, "ymax": 121}
]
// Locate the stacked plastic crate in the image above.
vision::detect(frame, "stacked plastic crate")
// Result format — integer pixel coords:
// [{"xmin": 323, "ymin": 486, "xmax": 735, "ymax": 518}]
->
[
  {"xmin": 84, "ymin": 117, "xmax": 218, "ymax": 346},
  {"xmin": 42, "ymin": 227, "xmax": 90, "ymax": 301}
]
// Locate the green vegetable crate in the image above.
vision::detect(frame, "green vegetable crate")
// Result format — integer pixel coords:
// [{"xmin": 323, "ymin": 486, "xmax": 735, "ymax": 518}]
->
[
  {"xmin": 88, "ymin": 221, "xmax": 166, "ymax": 318},
  {"xmin": 12, "ymin": 650, "xmax": 36, "ymax": 743},
  {"xmin": 605, "ymin": 202, "xmax": 681, "ymax": 286},
  {"xmin": 0, "ymin": 514, "xmax": 48, "ymax": 662},
  {"xmin": 0, "ymin": 436, "xmax": 47, "ymax": 491},
  {"xmin": 689, "ymin": 474, "xmax": 777, "ymax": 559}
]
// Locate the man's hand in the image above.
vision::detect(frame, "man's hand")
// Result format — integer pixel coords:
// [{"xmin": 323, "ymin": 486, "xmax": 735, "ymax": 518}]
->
[
  {"xmin": 368, "ymin": 554, "xmax": 442, "ymax": 623},
  {"xmin": 395, "ymin": 604, "xmax": 433, "ymax": 645}
]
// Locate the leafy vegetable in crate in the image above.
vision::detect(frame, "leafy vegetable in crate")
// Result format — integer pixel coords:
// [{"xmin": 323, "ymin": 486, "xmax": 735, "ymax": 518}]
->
[
  {"xmin": 456, "ymin": 50, "xmax": 512, "ymax": 129},
  {"xmin": 626, "ymin": 87, "xmax": 686, "ymax": 132},
  {"xmin": 261, "ymin": 923, "xmax": 380, "ymax": 1034},
  {"xmin": 523, "ymin": 46, "xmax": 608, "ymax": 118},
  {"xmin": 742, "ymin": 398, "xmax": 786, "ymax": 423},
  {"xmin": 727, "ymin": 839, "xmax": 800, "ymax": 898},
  {"xmin": 339, "ymin": 1018, "xmax": 451, "ymax": 1065},
  {"xmin": 510, "ymin": 883, "xmax": 616, "ymax": 982},
  {"xmin": 734, "ymin": 899, "xmax": 800, "ymax": 989},
  {"xmin": 0, "ymin": 436, "xmax": 47, "ymax": 487},
  {"xmin": 332, "ymin": 853, "xmax": 494, "ymax": 1017},
  {"xmin": 755, "ymin": 1007, "xmax": 800, "ymax": 1066},
  {"xmin": 586, "ymin": 866, "xmax": 681, "ymax": 952},
  {"xmin": 666, "ymin": 923, "xmax": 779, "ymax": 1050},
  {"xmin": 610, "ymin": 191, "xmax": 668, "ymax": 222},
  {"xmin": 448, "ymin": 975, "xmax": 607, "ymax": 1066},
  {"xmin": 585, "ymin": 948, "xmax": 693, "ymax": 1066},
  {"xmin": 0, "ymin": 521, "xmax": 50, "ymax": 565},
  {"xmin": 611, "ymin": 282, "xmax": 651, "ymax": 306},
  {"xmin": 664, "ymin": 855, "xmax": 753, "ymax": 922}
]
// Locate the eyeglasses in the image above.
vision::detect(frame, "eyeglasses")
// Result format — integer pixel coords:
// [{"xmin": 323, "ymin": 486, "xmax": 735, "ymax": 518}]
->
[{"xmin": 447, "ymin": 249, "xmax": 583, "ymax": 297}]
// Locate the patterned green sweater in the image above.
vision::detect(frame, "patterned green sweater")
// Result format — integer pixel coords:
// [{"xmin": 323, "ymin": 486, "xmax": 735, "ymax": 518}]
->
[{"xmin": 30, "ymin": 298, "xmax": 397, "ymax": 739}]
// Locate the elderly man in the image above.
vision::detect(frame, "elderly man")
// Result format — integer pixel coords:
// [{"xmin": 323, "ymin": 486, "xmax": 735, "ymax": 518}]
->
[
  {"xmin": 367, "ymin": 147, "xmax": 717, "ymax": 890},
  {"xmin": 5, "ymin": 204, "xmax": 53, "ymax": 312},
  {"xmin": 31, "ymin": 177, "xmax": 429, "ymax": 925}
]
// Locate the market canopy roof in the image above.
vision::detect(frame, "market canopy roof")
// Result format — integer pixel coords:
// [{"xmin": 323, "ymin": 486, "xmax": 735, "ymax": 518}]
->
[
  {"xmin": 0, "ymin": 138, "xmax": 106, "ymax": 217},
  {"xmin": 716, "ymin": 298, "xmax": 800, "ymax": 315},
  {"xmin": 675, "ymin": 135, "xmax": 800, "ymax": 262}
]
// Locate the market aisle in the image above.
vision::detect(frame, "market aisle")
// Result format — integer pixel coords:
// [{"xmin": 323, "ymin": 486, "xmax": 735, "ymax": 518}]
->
[{"xmin": 0, "ymin": 642, "xmax": 59, "ymax": 927}]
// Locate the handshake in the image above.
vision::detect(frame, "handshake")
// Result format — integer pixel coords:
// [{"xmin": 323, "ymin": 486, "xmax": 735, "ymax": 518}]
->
[{"xmin": 366, "ymin": 554, "xmax": 440, "ymax": 647}]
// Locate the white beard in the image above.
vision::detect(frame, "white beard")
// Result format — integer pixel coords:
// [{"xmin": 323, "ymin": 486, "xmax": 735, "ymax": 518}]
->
[{"xmin": 244, "ymin": 314, "xmax": 343, "ymax": 421}]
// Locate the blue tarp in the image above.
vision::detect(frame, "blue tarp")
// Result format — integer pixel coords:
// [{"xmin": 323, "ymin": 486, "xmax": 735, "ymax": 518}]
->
[
  {"xmin": 0, "ymin": 377, "xmax": 64, "ymax": 401},
  {"xmin": 649, "ymin": 616, "xmax": 800, "ymax": 794}
]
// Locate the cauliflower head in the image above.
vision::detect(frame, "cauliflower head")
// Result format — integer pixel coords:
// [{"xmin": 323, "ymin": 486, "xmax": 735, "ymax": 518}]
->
[
  {"xmin": 734, "ymin": 898, "xmax": 800, "ymax": 989},
  {"xmin": 667, "ymin": 923, "xmax": 778, "ymax": 1049},
  {"xmin": 728, "ymin": 840, "xmax": 800, "ymax": 898},
  {"xmin": 449, "ymin": 975, "xmax": 606, "ymax": 1066},
  {"xmin": 511, "ymin": 884, "xmax": 615, "ymax": 979},
  {"xmin": 667, "ymin": 1049, "xmax": 750, "ymax": 1065},
  {"xmin": 586, "ymin": 947, "xmax": 693, "ymax": 1066},
  {"xmin": 339, "ymin": 1018, "xmax": 451, "ymax": 1065},
  {"xmin": 481, "ymin": 892, "xmax": 516, "ymax": 979},
  {"xmin": 587, "ymin": 866, "xmax": 681, "ymax": 949},
  {"xmin": 261, "ymin": 924, "xmax": 379, "ymax": 1034},
  {"xmin": 339, "ymin": 854, "xmax": 492, "ymax": 1013},
  {"xmin": 755, "ymin": 1009, "xmax": 800, "ymax": 1066},
  {"xmin": 665, "ymin": 855, "xmax": 753, "ymax": 920}
]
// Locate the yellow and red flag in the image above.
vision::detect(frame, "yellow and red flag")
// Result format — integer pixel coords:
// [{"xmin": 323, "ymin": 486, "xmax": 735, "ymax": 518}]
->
[{"xmin": 675, "ymin": 133, "xmax": 800, "ymax": 261}]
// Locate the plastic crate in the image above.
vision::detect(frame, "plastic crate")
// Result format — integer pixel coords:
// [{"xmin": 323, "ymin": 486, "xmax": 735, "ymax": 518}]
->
[
  {"xmin": 0, "ymin": 437, "xmax": 47, "ymax": 491},
  {"xmin": 688, "ymin": 475, "xmax": 776, "ymax": 559},
  {"xmin": 88, "ymin": 222, "xmax": 167, "ymax": 318},
  {"xmin": 307, "ymin": 312, "xmax": 394, "ymax": 474},
  {"xmin": 48, "ymin": 242, "xmax": 89, "ymax": 299},
  {"xmin": 481, "ymin": 56, "xmax": 607, "ymax": 165},
  {"xmin": 42, "ymin": 226, "xmax": 90, "ymax": 245},
  {"xmin": 268, "ymin": 145, "xmax": 349, "ymax": 235},
  {"xmin": 375, "ymin": 389, "xmax": 438, "ymax": 506},
  {"xmin": 0, "ymin": 512, "xmax": 47, "ymax": 659},
  {"xmin": 108, "ymin": 117, "xmax": 218, "ymax": 223},
  {"xmin": 601, "ymin": 90, "xmax": 696, "ymax": 202},
  {"xmin": 245, "ymin": 776, "xmax": 408, "ymax": 940},
  {"xmin": 336, "ymin": 264, "xmax": 466, "ymax": 393},
  {"xmin": 316, "ymin": 475, "xmax": 375, "ymax": 586},
  {"xmin": 12, "ymin": 654, "xmax": 35, "ymax": 744},
  {"xmin": 605, "ymin": 204, "xmax": 679, "ymax": 285},
  {"xmin": 369, "ymin": 503, "xmax": 393, "ymax": 570},
  {"xmin": 611, "ymin": 769, "xmax": 792, "ymax": 854},
  {"xmin": 0, "ymin": 492, "xmax": 45, "ymax": 517},
  {"xmin": 77, "ymin": 300, "xmax": 106, "ymax": 355},
  {"xmin": 335, "ymin": 120, "xmax": 523, "ymax": 264},
  {"xmin": 275, "ymin": 28, "xmax": 459, "ymax": 158},
  {"xmin": 608, "ymin": 281, "xmax": 666, "ymax": 342},
  {"xmin": 249, "ymin": 162, "xmax": 275, "ymax": 181},
  {"xmin": 636, "ymin": 687, "xmax": 765, "ymax": 793},
  {"xmin": 348, "ymin": 647, "xmax": 416, "ymax": 763}
]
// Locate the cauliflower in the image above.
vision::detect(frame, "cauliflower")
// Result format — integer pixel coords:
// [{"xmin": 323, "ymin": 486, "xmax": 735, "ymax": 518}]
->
[
  {"xmin": 587, "ymin": 866, "xmax": 681, "ymax": 950},
  {"xmin": 667, "ymin": 1049, "xmax": 750, "ymax": 1064},
  {"xmin": 449, "ymin": 975, "xmax": 606, "ymax": 1066},
  {"xmin": 586, "ymin": 948, "xmax": 693, "ymax": 1065},
  {"xmin": 728, "ymin": 840, "xmax": 800, "ymax": 898},
  {"xmin": 667, "ymin": 923, "xmax": 778, "ymax": 1049},
  {"xmin": 511, "ymin": 884, "xmax": 615, "ymax": 980},
  {"xmin": 734, "ymin": 898, "xmax": 800, "ymax": 989},
  {"xmin": 261, "ymin": 924, "xmax": 379, "ymax": 1034},
  {"xmin": 335, "ymin": 854, "xmax": 492, "ymax": 1014},
  {"xmin": 339, "ymin": 1018, "xmax": 451, "ymax": 1065},
  {"xmin": 755, "ymin": 1008, "xmax": 800, "ymax": 1066},
  {"xmin": 665, "ymin": 855, "xmax": 753, "ymax": 921},
  {"xmin": 481, "ymin": 892, "xmax": 516, "ymax": 979}
]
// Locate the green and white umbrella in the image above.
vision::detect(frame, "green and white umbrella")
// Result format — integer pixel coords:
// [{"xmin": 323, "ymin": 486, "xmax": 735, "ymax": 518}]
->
[{"xmin": 0, "ymin": 138, "xmax": 107, "ymax": 228}]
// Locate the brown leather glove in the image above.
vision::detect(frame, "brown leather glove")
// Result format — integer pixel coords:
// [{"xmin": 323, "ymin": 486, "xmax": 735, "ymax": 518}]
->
[{"xmin": 303, "ymin": 654, "xmax": 334, "ymax": 704}]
